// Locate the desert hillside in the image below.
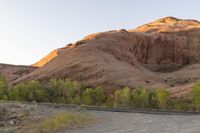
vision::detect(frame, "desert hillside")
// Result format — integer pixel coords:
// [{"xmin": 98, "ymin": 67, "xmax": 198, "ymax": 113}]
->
[
  {"xmin": 32, "ymin": 49, "xmax": 59, "ymax": 67},
  {"xmin": 7, "ymin": 17, "xmax": 200, "ymax": 96},
  {"xmin": 0, "ymin": 63, "xmax": 37, "ymax": 82}
]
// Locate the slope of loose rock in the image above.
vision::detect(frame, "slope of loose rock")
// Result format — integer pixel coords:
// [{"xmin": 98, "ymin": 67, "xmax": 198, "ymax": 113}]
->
[{"xmin": 0, "ymin": 64, "xmax": 37, "ymax": 82}]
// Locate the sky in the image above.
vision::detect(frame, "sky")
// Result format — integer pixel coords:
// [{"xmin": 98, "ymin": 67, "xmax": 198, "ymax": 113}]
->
[{"xmin": 0, "ymin": 0, "xmax": 200, "ymax": 65}]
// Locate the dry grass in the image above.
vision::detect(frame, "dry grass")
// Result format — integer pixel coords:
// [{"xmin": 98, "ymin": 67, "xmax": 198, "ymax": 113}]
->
[{"xmin": 29, "ymin": 112, "xmax": 93, "ymax": 133}]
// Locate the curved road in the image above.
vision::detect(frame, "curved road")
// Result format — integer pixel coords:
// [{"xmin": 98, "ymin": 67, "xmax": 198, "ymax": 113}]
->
[
  {"xmin": 68, "ymin": 110, "xmax": 200, "ymax": 133},
  {"xmin": 2, "ymin": 101, "xmax": 200, "ymax": 133}
]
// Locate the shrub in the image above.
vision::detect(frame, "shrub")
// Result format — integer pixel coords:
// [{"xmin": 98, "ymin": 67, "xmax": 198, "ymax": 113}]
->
[
  {"xmin": 93, "ymin": 86, "xmax": 106, "ymax": 105},
  {"xmin": 30, "ymin": 112, "xmax": 92, "ymax": 133},
  {"xmin": 148, "ymin": 90, "xmax": 158, "ymax": 109},
  {"xmin": 192, "ymin": 81, "xmax": 200, "ymax": 109},
  {"xmin": 11, "ymin": 81, "xmax": 44, "ymax": 102},
  {"xmin": 5, "ymin": 77, "xmax": 200, "ymax": 111},
  {"xmin": 82, "ymin": 87, "xmax": 106, "ymax": 106},
  {"xmin": 63, "ymin": 79, "xmax": 81, "ymax": 103},
  {"xmin": 131, "ymin": 87, "xmax": 149, "ymax": 108},
  {"xmin": 44, "ymin": 79, "xmax": 81, "ymax": 103},
  {"xmin": 0, "ymin": 75, "xmax": 9, "ymax": 100},
  {"xmin": 113, "ymin": 87, "xmax": 131, "ymax": 108},
  {"xmin": 105, "ymin": 94, "xmax": 114, "ymax": 107},
  {"xmin": 44, "ymin": 79, "xmax": 64, "ymax": 103},
  {"xmin": 169, "ymin": 98, "xmax": 191, "ymax": 111},
  {"xmin": 82, "ymin": 88, "xmax": 94, "ymax": 105},
  {"xmin": 155, "ymin": 88, "xmax": 170, "ymax": 109}
]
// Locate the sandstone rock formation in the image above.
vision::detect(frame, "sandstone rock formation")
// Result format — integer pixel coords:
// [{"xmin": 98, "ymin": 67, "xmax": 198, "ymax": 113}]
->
[
  {"xmin": 32, "ymin": 49, "xmax": 59, "ymax": 67},
  {"xmin": 10, "ymin": 17, "xmax": 200, "ymax": 96}
]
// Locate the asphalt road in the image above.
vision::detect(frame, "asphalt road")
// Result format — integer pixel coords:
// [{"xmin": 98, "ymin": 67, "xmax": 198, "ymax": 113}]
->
[{"xmin": 67, "ymin": 110, "xmax": 200, "ymax": 133}]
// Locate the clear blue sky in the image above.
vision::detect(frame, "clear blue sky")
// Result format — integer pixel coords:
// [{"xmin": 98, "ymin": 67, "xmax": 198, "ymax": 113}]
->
[{"xmin": 0, "ymin": 0, "xmax": 200, "ymax": 65}]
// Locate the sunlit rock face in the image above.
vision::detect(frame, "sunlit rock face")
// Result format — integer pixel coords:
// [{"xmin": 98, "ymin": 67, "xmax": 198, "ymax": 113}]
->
[
  {"xmin": 11, "ymin": 17, "xmax": 200, "ymax": 97},
  {"xmin": 32, "ymin": 49, "xmax": 59, "ymax": 67},
  {"xmin": 130, "ymin": 16, "xmax": 200, "ymax": 33}
]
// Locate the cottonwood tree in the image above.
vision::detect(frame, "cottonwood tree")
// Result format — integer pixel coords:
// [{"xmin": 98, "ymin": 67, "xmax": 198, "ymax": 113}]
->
[
  {"xmin": 114, "ymin": 87, "xmax": 131, "ymax": 108},
  {"xmin": 131, "ymin": 87, "xmax": 149, "ymax": 108},
  {"xmin": 155, "ymin": 88, "xmax": 170, "ymax": 109},
  {"xmin": 0, "ymin": 75, "xmax": 9, "ymax": 100},
  {"xmin": 192, "ymin": 81, "xmax": 200, "ymax": 109}
]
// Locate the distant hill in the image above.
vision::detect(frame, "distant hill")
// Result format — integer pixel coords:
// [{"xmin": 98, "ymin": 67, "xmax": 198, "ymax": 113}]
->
[
  {"xmin": 5, "ymin": 16, "xmax": 200, "ymax": 97},
  {"xmin": 0, "ymin": 63, "xmax": 37, "ymax": 82}
]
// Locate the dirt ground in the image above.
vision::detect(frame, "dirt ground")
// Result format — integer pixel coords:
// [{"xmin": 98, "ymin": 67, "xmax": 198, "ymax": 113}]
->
[{"xmin": 0, "ymin": 102, "xmax": 93, "ymax": 133}]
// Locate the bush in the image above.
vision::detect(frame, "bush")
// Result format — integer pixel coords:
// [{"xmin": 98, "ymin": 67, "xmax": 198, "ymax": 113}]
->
[
  {"xmin": 0, "ymin": 75, "xmax": 9, "ymax": 100},
  {"xmin": 113, "ymin": 87, "xmax": 131, "ymax": 108},
  {"xmin": 63, "ymin": 79, "xmax": 81, "ymax": 103},
  {"xmin": 192, "ymin": 81, "xmax": 200, "ymax": 109},
  {"xmin": 148, "ymin": 90, "xmax": 158, "ymax": 109},
  {"xmin": 30, "ymin": 112, "xmax": 92, "ymax": 133},
  {"xmin": 11, "ymin": 81, "xmax": 44, "ymax": 102},
  {"xmin": 82, "ymin": 88, "xmax": 94, "ymax": 105},
  {"xmin": 155, "ymin": 88, "xmax": 170, "ymax": 109},
  {"xmin": 169, "ymin": 98, "xmax": 191, "ymax": 111},
  {"xmin": 44, "ymin": 79, "xmax": 64, "ymax": 103},
  {"xmin": 82, "ymin": 87, "xmax": 106, "ymax": 106},
  {"xmin": 43, "ymin": 79, "xmax": 81, "ymax": 103},
  {"xmin": 105, "ymin": 94, "xmax": 114, "ymax": 107},
  {"xmin": 3, "ymin": 76, "xmax": 200, "ymax": 111},
  {"xmin": 131, "ymin": 87, "xmax": 149, "ymax": 108}
]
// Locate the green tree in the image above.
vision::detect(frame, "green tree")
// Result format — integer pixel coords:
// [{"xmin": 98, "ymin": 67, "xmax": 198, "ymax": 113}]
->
[
  {"xmin": 28, "ymin": 81, "xmax": 44, "ymax": 102},
  {"xmin": 131, "ymin": 87, "xmax": 149, "ymax": 108},
  {"xmin": 105, "ymin": 94, "xmax": 114, "ymax": 107},
  {"xmin": 148, "ymin": 91, "xmax": 158, "ymax": 109},
  {"xmin": 155, "ymin": 88, "xmax": 170, "ymax": 109},
  {"xmin": 192, "ymin": 81, "xmax": 200, "ymax": 109},
  {"xmin": 44, "ymin": 79, "xmax": 64, "ymax": 103},
  {"xmin": 11, "ymin": 81, "xmax": 44, "ymax": 102},
  {"xmin": 93, "ymin": 86, "xmax": 106, "ymax": 105},
  {"xmin": 0, "ymin": 75, "xmax": 9, "ymax": 100},
  {"xmin": 82, "ymin": 88, "xmax": 94, "ymax": 105},
  {"xmin": 63, "ymin": 79, "xmax": 81, "ymax": 103},
  {"xmin": 113, "ymin": 87, "xmax": 131, "ymax": 108},
  {"xmin": 170, "ymin": 98, "xmax": 190, "ymax": 111},
  {"xmin": 82, "ymin": 87, "xmax": 106, "ymax": 106}
]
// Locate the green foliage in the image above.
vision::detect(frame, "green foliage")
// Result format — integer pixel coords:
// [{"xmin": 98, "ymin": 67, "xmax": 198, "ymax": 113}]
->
[
  {"xmin": 105, "ymin": 94, "xmax": 114, "ymax": 107},
  {"xmin": 192, "ymin": 81, "xmax": 200, "ymax": 108},
  {"xmin": 11, "ymin": 81, "xmax": 44, "ymax": 102},
  {"xmin": 42, "ymin": 79, "xmax": 80, "ymax": 103},
  {"xmin": 82, "ymin": 87, "xmax": 106, "ymax": 106},
  {"xmin": 169, "ymin": 98, "xmax": 191, "ymax": 111},
  {"xmin": 113, "ymin": 87, "xmax": 131, "ymax": 108},
  {"xmin": 3, "ymin": 75, "xmax": 200, "ymax": 111},
  {"xmin": 131, "ymin": 87, "xmax": 149, "ymax": 108},
  {"xmin": 44, "ymin": 79, "xmax": 65, "ymax": 103},
  {"xmin": 82, "ymin": 88, "xmax": 94, "ymax": 105},
  {"xmin": 148, "ymin": 91, "xmax": 158, "ymax": 109},
  {"xmin": 155, "ymin": 88, "xmax": 170, "ymax": 108},
  {"xmin": 0, "ymin": 75, "xmax": 9, "ymax": 100}
]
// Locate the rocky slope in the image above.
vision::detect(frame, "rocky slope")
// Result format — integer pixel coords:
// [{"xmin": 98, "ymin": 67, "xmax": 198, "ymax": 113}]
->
[
  {"xmin": 11, "ymin": 17, "xmax": 200, "ymax": 96},
  {"xmin": 0, "ymin": 64, "xmax": 37, "ymax": 82}
]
